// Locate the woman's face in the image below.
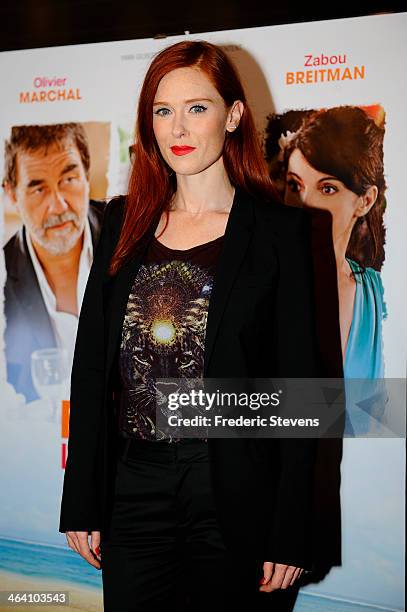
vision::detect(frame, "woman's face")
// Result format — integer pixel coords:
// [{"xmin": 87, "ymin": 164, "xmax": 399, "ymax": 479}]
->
[
  {"xmin": 152, "ymin": 66, "xmax": 242, "ymax": 177},
  {"xmin": 284, "ymin": 148, "xmax": 367, "ymax": 233}
]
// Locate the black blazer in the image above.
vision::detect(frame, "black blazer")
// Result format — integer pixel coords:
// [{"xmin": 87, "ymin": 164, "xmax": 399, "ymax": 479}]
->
[
  {"xmin": 59, "ymin": 187, "xmax": 322, "ymax": 570},
  {"xmin": 3, "ymin": 200, "xmax": 106, "ymax": 402}
]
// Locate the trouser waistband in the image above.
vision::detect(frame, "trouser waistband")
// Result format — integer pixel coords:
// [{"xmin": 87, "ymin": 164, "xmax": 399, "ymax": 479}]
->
[{"xmin": 117, "ymin": 435, "xmax": 208, "ymax": 463}]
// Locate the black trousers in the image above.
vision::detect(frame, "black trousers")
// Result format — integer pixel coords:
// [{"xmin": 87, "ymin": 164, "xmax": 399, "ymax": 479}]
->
[{"xmin": 101, "ymin": 437, "xmax": 300, "ymax": 611}]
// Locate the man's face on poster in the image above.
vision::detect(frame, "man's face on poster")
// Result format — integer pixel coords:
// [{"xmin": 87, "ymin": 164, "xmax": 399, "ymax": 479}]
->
[{"xmin": 9, "ymin": 138, "xmax": 90, "ymax": 256}]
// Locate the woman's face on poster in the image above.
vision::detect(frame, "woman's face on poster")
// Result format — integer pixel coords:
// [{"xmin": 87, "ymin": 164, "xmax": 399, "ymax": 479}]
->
[
  {"xmin": 152, "ymin": 66, "xmax": 243, "ymax": 177},
  {"xmin": 284, "ymin": 148, "xmax": 377, "ymax": 236}
]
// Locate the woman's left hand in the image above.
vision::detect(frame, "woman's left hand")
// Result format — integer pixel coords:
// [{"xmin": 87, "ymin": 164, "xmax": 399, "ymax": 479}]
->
[{"xmin": 258, "ymin": 561, "xmax": 303, "ymax": 592}]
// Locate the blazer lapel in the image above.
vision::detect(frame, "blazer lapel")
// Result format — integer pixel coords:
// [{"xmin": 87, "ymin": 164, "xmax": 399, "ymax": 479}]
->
[{"xmin": 203, "ymin": 187, "xmax": 254, "ymax": 375}]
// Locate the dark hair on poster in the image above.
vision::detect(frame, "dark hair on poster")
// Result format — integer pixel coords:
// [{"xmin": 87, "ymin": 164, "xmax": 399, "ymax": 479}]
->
[{"xmin": 265, "ymin": 105, "xmax": 386, "ymax": 270}]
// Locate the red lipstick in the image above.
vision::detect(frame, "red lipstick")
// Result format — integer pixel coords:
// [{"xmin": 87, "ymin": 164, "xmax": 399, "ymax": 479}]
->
[{"xmin": 170, "ymin": 145, "xmax": 196, "ymax": 156}]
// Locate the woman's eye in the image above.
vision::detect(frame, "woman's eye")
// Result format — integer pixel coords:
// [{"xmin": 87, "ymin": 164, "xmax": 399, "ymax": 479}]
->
[
  {"xmin": 154, "ymin": 108, "xmax": 171, "ymax": 117},
  {"xmin": 190, "ymin": 104, "xmax": 207, "ymax": 114},
  {"xmin": 287, "ymin": 179, "xmax": 300, "ymax": 193},
  {"xmin": 321, "ymin": 184, "xmax": 338, "ymax": 195}
]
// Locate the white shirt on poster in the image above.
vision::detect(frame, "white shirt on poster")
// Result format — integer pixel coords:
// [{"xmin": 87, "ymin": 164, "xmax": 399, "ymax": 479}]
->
[{"xmin": 25, "ymin": 218, "xmax": 93, "ymax": 390}]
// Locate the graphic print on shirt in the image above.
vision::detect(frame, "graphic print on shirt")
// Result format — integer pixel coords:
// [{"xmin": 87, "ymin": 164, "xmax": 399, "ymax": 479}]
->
[{"xmin": 119, "ymin": 259, "xmax": 214, "ymax": 439}]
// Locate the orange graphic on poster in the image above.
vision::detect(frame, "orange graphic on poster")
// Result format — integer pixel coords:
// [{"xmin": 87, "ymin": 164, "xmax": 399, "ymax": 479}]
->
[
  {"xmin": 61, "ymin": 400, "xmax": 70, "ymax": 469},
  {"xmin": 62, "ymin": 400, "xmax": 70, "ymax": 439}
]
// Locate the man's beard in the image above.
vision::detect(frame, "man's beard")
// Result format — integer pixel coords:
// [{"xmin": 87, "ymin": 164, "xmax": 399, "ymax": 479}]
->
[{"xmin": 22, "ymin": 202, "xmax": 89, "ymax": 256}]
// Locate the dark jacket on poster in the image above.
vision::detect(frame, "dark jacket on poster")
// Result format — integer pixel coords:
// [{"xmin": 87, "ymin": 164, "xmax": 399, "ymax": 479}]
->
[
  {"xmin": 59, "ymin": 187, "xmax": 332, "ymax": 571},
  {"xmin": 3, "ymin": 200, "xmax": 107, "ymax": 402}
]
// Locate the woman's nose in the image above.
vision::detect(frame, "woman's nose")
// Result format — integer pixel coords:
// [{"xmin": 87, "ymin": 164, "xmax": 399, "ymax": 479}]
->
[
  {"xmin": 298, "ymin": 190, "xmax": 308, "ymax": 204},
  {"xmin": 171, "ymin": 114, "xmax": 188, "ymax": 138}
]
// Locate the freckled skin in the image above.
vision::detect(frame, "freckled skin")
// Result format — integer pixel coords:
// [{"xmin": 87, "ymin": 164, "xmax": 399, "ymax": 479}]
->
[
  {"xmin": 152, "ymin": 66, "xmax": 231, "ymax": 178},
  {"xmin": 151, "ymin": 67, "xmax": 244, "ymax": 251}
]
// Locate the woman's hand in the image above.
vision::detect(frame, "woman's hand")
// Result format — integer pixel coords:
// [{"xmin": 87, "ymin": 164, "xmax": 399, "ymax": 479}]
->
[
  {"xmin": 65, "ymin": 531, "xmax": 102, "ymax": 569},
  {"xmin": 259, "ymin": 561, "xmax": 303, "ymax": 592}
]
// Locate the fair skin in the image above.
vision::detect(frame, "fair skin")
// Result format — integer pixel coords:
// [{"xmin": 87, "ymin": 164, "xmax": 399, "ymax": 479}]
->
[
  {"xmin": 66, "ymin": 67, "xmax": 303, "ymax": 591},
  {"xmin": 285, "ymin": 148, "xmax": 378, "ymax": 359},
  {"xmin": 4, "ymin": 139, "xmax": 90, "ymax": 316},
  {"xmin": 152, "ymin": 66, "xmax": 242, "ymax": 246}
]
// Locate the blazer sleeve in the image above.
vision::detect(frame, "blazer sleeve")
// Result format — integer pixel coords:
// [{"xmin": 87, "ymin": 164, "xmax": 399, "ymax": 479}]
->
[
  {"xmin": 59, "ymin": 198, "xmax": 118, "ymax": 533},
  {"xmin": 266, "ymin": 206, "xmax": 320, "ymax": 569}
]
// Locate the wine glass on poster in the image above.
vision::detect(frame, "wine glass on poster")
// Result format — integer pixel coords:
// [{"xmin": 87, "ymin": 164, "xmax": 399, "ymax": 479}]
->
[{"xmin": 31, "ymin": 348, "xmax": 70, "ymax": 422}]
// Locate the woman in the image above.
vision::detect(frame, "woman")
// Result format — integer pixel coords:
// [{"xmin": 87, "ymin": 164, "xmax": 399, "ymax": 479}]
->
[
  {"xmin": 59, "ymin": 41, "xmax": 321, "ymax": 610},
  {"xmin": 281, "ymin": 107, "xmax": 387, "ymax": 432}
]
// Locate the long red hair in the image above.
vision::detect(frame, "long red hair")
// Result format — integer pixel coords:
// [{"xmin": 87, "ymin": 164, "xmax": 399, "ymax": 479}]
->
[{"xmin": 109, "ymin": 40, "xmax": 278, "ymax": 276}]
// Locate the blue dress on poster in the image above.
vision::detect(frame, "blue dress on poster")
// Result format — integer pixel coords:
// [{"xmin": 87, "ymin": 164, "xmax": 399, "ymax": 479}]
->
[{"xmin": 343, "ymin": 257, "xmax": 388, "ymax": 435}]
